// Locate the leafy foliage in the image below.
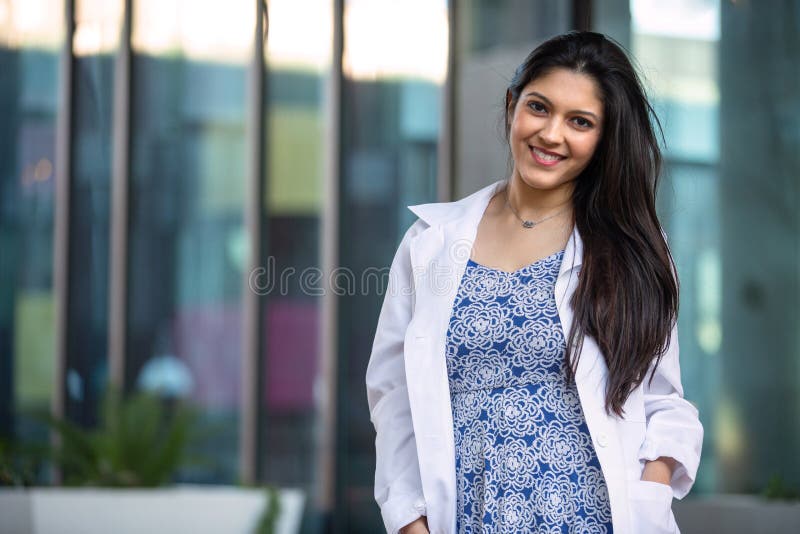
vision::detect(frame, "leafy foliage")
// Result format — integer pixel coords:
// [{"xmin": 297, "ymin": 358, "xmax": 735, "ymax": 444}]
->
[
  {"xmin": 763, "ymin": 474, "xmax": 800, "ymax": 501},
  {"xmin": 3, "ymin": 389, "xmax": 282, "ymax": 532},
  {"xmin": 0, "ymin": 438, "xmax": 37, "ymax": 486},
  {"xmin": 254, "ymin": 484, "xmax": 282, "ymax": 534},
  {"xmin": 34, "ymin": 388, "xmax": 197, "ymax": 487}
]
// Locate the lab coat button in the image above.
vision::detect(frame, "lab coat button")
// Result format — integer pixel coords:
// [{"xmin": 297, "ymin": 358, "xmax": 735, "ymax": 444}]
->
[
  {"xmin": 413, "ymin": 498, "xmax": 426, "ymax": 514},
  {"xmin": 597, "ymin": 433, "xmax": 609, "ymax": 447}
]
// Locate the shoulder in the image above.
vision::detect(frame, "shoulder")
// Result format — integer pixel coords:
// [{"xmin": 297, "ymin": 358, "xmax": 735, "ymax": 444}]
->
[{"xmin": 406, "ymin": 179, "xmax": 506, "ymax": 227}]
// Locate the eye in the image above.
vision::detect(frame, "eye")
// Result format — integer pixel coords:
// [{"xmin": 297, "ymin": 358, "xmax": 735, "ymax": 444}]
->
[
  {"xmin": 527, "ymin": 101, "xmax": 547, "ymax": 113},
  {"xmin": 571, "ymin": 116, "xmax": 594, "ymax": 129}
]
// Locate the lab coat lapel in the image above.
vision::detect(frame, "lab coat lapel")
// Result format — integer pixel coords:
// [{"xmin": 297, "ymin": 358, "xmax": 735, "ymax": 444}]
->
[
  {"xmin": 555, "ymin": 229, "xmax": 632, "ymax": 533},
  {"xmin": 404, "ymin": 181, "xmax": 503, "ymax": 533},
  {"xmin": 404, "ymin": 223, "xmax": 458, "ymax": 534}
]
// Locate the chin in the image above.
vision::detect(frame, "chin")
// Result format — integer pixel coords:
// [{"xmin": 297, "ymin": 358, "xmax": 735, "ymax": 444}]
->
[{"xmin": 517, "ymin": 172, "xmax": 573, "ymax": 192}]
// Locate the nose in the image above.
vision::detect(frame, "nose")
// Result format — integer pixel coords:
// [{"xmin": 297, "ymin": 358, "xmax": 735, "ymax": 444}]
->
[{"xmin": 539, "ymin": 119, "xmax": 563, "ymax": 146}]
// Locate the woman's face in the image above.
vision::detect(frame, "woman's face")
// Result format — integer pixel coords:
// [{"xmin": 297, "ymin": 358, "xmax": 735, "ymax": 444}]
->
[{"xmin": 508, "ymin": 67, "xmax": 604, "ymax": 196}]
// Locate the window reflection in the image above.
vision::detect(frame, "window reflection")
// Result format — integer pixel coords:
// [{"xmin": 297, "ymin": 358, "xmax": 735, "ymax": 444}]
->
[
  {"xmin": 73, "ymin": 0, "xmax": 123, "ymax": 56},
  {"xmin": 343, "ymin": 0, "xmax": 448, "ymax": 82},
  {"xmin": 628, "ymin": 0, "xmax": 721, "ymax": 494},
  {"xmin": 0, "ymin": 0, "xmax": 63, "ymax": 481},
  {"xmin": 716, "ymin": 0, "xmax": 799, "ymax": 493},
  {"xmin": 453, "ymin": 0, "xmax": 571, "ymax": 197},
  {"xmin": 267, "ymin": 0, "xmax": 331, "ymax": 71},
  {"xmin": 132, "ymin": 0, "xmax": 252, "ymax": 63},
  {"xmin": 0, "ymin": 0, "xmax": 63, "ymax": 49},
  {"xmin": 128, "ymin": 0, "xmax": 254, "ymax": 483},
  {"xmin": 259, "ymin": 0, "xmax": 329, "ymax": 518},
  {"xmin": 65, "ymin": 0, "xmax": 122, "ymax": 427},
  {"xmin": 338, "ymin": 0, "xmax": 447, "ymax": 529}
]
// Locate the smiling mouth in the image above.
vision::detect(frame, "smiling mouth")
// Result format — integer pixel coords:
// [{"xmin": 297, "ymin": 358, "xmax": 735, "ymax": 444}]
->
[{"xmin": 530, "ymin": 146, "xmax": 566, "ymax": 164}]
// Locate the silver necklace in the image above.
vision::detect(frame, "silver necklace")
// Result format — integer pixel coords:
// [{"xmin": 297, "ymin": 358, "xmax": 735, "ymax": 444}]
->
[{"xmin": 505, "ymin": 190, "xmax": 569, "ymax": 229}]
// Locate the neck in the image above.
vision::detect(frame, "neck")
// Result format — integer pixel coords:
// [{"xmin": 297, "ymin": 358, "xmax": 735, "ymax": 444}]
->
[{"xmin": 506, "ymin": 174, "xmax": 574, "ymax": 218}]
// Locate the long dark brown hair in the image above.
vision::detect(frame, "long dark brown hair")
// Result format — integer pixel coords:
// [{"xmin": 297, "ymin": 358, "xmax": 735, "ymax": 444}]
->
[{"xmin": 504, "ymin": 31, "xmax": 678, "ymax": 417}]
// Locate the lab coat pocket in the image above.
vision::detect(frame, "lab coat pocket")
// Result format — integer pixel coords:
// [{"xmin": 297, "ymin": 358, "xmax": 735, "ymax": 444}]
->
[
  {"xmin": 618, "ymin": 420, "xmax": 646, "ymax": 480},
  {"xmin": 617, "ymin": 386, "xmax": 647, "ymax": 478},
  {"xmin": 628, "ymin": 479, "xmax": 680, "ymax": 534}
]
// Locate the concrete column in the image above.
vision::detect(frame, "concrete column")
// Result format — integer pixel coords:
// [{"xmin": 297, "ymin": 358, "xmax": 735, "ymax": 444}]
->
[{"xmin": 593, "ymin": 0, "xmax": 631, "ymax": 50}]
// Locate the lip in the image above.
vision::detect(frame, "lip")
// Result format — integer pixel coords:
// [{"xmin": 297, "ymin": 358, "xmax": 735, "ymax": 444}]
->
[{"xmin": 529, "ymin": 145, "xmax": 566, "ymax": 166}]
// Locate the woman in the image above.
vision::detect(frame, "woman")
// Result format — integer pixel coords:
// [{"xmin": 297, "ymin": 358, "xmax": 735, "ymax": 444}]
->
[{"xmin": 366, "ymin": 31, "xmax": 703, "ymax": 534}]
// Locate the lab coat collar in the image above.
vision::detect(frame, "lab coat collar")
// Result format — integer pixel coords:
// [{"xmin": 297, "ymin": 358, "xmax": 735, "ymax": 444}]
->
[{"xmin": 407, "ymin": 178, "xmax": 584, "ymax": 277}]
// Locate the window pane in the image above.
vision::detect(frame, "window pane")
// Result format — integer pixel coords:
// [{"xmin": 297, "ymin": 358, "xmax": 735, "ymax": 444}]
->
[
  {"xmin": 602, "ymin": 0, "xmax": 800, "ymax": 495},
  {"xmin": 627, "ymin": 0, "xmax": 721, "ymax": 494},
  {"xmin": 65, "ymin": 0, "xmax": 124, "ymax": 428},
  {"xmin": 258, "ymin": 0, "xmax": 330, "ymax": 522},
  {"xmin": 128, "ymin": 0, "xmax": 254, "ymax": 483},
  {"xmin": 453, "ymin": 0, "xmax": 571, "ymax": 197},
  {"xmin": 339, "ymin": 0, "xmax": 448, "ymax": 529},
  {"xmin": 0, "ymin": 0, "xmax": 63, "ymax": 479},
  {"xmin": 715, "ymin": 0, "xmax": 799, "ymax": 493}
]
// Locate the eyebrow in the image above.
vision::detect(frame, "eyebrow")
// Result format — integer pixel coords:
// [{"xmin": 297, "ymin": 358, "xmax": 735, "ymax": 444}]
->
[{"xmin": 524, "ymin": 91, "xmax": 600, "ymax": 120}]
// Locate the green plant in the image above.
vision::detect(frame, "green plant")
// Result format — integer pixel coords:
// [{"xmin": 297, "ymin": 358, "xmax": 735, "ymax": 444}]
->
[
  {"xmin": 6, "ymin": 394, "xmax": 284, "ymax": 532},
  {"xmin": 253, "ymin": 484, "xmax": 282, "ymax": 534},
  {"xmin": 763, "ymin": 474, "xmax": 800, "ymax": 501},
  {"xmin": 0, "ymin": 436, "xmax": 45, "ymax": 487},
  {"xmin": 34, "ymin": 388, "xmax": 197, "ymax": 487}
]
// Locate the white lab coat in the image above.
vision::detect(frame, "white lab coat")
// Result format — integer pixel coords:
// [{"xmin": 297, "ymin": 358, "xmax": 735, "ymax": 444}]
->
[{"xmin": 366, "ymin": 179, "xmax": 703, "ymax": 534}]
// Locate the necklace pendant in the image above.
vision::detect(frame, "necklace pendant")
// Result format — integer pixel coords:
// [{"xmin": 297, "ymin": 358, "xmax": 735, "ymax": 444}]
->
[{"xmin": 522, "ymin": 220, "xmax": 535, "ymax": 229}]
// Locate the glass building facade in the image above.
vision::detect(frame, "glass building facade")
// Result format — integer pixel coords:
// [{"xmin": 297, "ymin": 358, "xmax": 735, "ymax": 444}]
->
[
  {"xmin": 1, "ymin": 0, "xmax": 798, "ymax": 532},
  {"xmin": 0, "ymin": 0, "xmax": 64, "ymax": 468}
]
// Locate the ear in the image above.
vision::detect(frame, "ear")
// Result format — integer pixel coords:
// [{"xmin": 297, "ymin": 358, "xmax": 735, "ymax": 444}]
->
[{"xmin": 505, "ymin": 90, "xmax": 516, "ymax": 120}]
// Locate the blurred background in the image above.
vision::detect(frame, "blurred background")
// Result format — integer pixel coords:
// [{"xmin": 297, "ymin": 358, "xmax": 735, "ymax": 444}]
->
[{"xmin": 0, "ymin": 0, "xmax": 798, "ymax": 532}]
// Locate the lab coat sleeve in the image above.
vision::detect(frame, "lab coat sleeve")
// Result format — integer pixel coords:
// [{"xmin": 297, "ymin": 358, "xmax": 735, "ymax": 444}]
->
[
  {"xmin": 637, "ymin": 318, "xmax": 704, "ymax": 499},
  {"xmin": 366, "ymin": 220, "xmax": 427, "ymax": 534}
]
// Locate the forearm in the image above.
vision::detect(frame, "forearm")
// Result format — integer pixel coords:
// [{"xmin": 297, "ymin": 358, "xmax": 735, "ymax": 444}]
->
[
  {"xmin": 641, "ymin": 456, "xmax": 677, "ymax": 485},
  {"xmin": 399, "ymin": 516, "xmax": 429, "ymax": 534}
]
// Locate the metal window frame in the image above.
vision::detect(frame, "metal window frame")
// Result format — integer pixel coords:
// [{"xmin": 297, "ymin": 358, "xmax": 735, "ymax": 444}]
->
[
  {"xmin": 108, "ymin": 0, "xmax": 132, "ymax": 391},
  {"xmin": 573, "ymin": 0, "xmax": 593, "ymax": 31},
  {"xmin": 240, "ymin": 0, "xmax": 268, "ymax": 485},
  {"xmin": 438, "ymin": 0, "xmax": 456, "ymax": 202},
  {"xmin": 52, "ymin": 0, "xmax": 76, "ymax": 481},
  {"xmin": 318, "ymin": 0, "xmax": 344, "ymax": 516}
]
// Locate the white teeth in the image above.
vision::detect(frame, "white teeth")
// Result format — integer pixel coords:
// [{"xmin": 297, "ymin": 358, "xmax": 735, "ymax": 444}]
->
[{"xmin": 532, "ymin": 147, "xmax": 563, "ymax": 161}]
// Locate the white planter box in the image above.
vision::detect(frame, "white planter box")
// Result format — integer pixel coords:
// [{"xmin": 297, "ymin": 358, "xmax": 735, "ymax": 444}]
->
[
  {"xmin": 674, "ymin": 494, "xmax": 800, "ymax": 533},
  {"xmin": 0, "ymin": 486, "xmax": 304, "ymax": 534}
]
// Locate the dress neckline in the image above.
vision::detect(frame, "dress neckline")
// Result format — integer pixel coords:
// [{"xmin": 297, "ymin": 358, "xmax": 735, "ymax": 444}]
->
[{"xmin": 467, "ymin": 249, "xmax": 565, "ymax": 275}]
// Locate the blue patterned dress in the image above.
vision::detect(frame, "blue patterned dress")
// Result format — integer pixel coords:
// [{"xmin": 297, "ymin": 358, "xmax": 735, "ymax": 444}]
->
[{"xmin": 445, "ymin": 250, "xmax": 613, "ymax": 533}]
